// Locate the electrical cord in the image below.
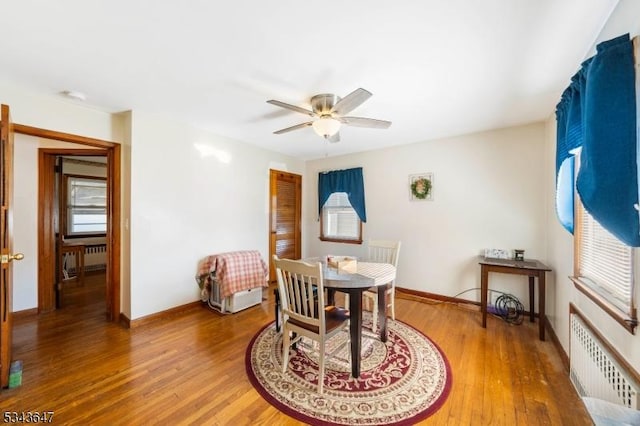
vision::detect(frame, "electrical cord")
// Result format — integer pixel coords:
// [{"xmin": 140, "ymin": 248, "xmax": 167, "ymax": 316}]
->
[
  {"xmin": 492, "ymin": 293, "xmax": 524, "ymax": 325},
  {"xmin": 452, "ymin": 287, "xmax": 481, "ymax": 298},
  {"xmin": 404, "ymin": 287, "xmax": 524, "ymax": 325}
]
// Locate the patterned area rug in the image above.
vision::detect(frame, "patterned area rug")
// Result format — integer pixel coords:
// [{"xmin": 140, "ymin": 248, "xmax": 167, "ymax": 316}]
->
[{"xmin": 245, "ymin": 314, "xmax": 451, "ymax": 425}]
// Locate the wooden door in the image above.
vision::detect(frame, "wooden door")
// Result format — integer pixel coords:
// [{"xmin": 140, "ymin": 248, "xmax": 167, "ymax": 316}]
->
[
  {"xmin": 1, "ymin": 104, "xmax": 21, "ymax": 388},
  {"xmin": 269, "ymin": 170, "xmax": 302, "ymax": 282}
]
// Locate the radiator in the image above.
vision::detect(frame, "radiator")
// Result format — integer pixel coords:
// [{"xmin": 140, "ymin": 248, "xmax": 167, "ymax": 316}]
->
[
  {"xmin": 570, "ymin": 314, "xmax": 640, "ymax": 409},
  {"xmin": 65, "ymin": 244, "xmax": 107, "ymax": 273},
  {"xmin": 84, "ymin": 244, "xmax": 107, "ymax": 271}
]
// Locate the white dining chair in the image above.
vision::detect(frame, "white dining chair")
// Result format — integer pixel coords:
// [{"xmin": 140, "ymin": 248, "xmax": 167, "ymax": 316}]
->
[
  {"xmin": 273, "ymin": 255, "xmax": 350, "ymax": 394},
  {"xmin": 362, "ymin": 240, "xmax": 401, "ymax": 333}
]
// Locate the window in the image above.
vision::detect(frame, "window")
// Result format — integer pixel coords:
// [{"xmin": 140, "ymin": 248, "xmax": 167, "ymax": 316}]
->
[
  {"xmin": 65, "ymin": 176, "xmax": 107, "ymax": 235},
  {"xmin": 317, "ymin": 167, "xmax": 366, "ymax": 244},
  {"xmin": 556, "ymin": 34, "xmax": 639, "ymax": 332},
  {"xmin": 572, "ymin": 166, "xmax": 637, "ymax": 333},
  {"xmin": 320, "ymin": 192, "xmax": 362, "ymax": 244}
]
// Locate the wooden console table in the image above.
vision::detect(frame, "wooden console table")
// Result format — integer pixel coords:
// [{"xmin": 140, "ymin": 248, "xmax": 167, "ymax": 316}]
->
[{"xmin": 479, "ymin": 256, "xmax": 551, "ymax": 341}]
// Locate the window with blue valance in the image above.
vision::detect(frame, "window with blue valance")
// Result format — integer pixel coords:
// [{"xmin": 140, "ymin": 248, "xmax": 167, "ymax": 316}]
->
[
  {"xmin": 318, "ymin": 167, "xmax": 367, "ymax": 222},
  {"xmin": 555, "ymin": 33, "xmax": 640, "ymax": 247}
]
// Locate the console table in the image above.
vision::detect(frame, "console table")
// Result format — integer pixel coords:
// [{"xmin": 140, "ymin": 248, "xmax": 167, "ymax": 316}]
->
[{"xmin": 478, "ymin": 256, "xmax": 551, "ymax": 341}]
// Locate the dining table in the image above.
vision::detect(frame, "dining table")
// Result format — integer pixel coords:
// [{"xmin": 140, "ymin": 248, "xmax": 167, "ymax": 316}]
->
[{"xmin": 321, "ymin": 260, "xmax": 396, "ymax": 378}]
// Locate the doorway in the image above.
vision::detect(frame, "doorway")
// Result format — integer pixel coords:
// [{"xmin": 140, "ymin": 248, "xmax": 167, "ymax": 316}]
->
[
  {"xmin": 14, "ymin": 124, "xmax": 121, "ymax": 321},
  {"xmin": 54, "ymin": 154, "xmax": 108, "ymax": 310}
]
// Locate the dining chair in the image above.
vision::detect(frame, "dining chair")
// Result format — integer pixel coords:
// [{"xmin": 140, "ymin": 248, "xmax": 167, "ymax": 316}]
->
[
  {"xmin": 362, "ymin": 240, "xmax": 401, "ymax": 333},
  {"xmin": 273, "ymin": 257, "xmax": 322, "ymax": 332},
  {"xmin": 273, "ymin": 255, "xmax": 350, "ymax": 394}
]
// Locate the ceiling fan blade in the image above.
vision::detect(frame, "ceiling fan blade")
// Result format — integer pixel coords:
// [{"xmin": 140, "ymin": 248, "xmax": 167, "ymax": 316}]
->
[
  {"xmin": 327, "ymin": 132, "xmax": 340, "ymax": 143},
  {"xmin": 267, "ymin": 100, "xmax": 315, "ymax": 117},
  {"xmin": 340, "ymin": 116, "xmax": 392, "ymax": 129},
  {"xmin": 331, "ymin": 88, "xmax": 372, "ymax": 115},
  {"xmin": 273, "ymin": 121, "xmax": 313, "ymax": 134}
]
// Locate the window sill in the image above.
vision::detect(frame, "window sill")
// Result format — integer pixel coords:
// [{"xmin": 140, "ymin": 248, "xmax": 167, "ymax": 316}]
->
[
  {"xmin": 319, "ymin": 236, "xmax": 362, "ymax": 245},
  {"xmin": 64, "ymin": 233, "xmax": 107, "ymax": 239},
  {"xmin": 570, "ymin": 276, "xmax": 638, "ymax": 335}
]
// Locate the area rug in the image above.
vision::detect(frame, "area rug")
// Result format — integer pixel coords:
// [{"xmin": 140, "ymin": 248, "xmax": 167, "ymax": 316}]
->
[{"xmin": 245, "ymin": 313, "xmax": 451, "ymax": 425}]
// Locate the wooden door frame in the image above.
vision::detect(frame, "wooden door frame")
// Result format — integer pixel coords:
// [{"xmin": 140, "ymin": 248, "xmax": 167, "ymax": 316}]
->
[{"xmin": 16, "ymin": 124, "xmax": 121, "ymax": 321}]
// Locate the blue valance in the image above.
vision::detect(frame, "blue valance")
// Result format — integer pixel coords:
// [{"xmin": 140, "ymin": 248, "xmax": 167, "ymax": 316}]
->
[
  {"xmin": 318, "ymin": 167, "xmax": 367, "ymax": 222},
  {"xmin": 555, "ymin": 33, "xmax": 640, "ymax": 247}
]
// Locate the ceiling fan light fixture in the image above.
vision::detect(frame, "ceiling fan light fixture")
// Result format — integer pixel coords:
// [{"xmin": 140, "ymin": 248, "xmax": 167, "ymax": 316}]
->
[
  {"xmin": 268, "ymin": 88, "xmax": 390, "ymax": 141},
  {"xmin": 312, "ymin": 116, "xmax": 341, "ymax": 138}
]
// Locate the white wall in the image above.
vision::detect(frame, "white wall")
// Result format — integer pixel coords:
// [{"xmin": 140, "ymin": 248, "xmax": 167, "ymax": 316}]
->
[
  {"xmin": 118, "ymin": 111, "xmax": 133, "ymax": 319},
  {"xmin": 304, "ymin": 123, "xmax": 547, "ymax": 305},
  {"xmin": 7, "ymin": 83, "xmax": 305, "ymax": 320},
  {"xmin": 128, "ymin": 111, "xmax": 304, "ymax": 319},
  {"xmin": 0, "ymin": 80, "xmax": 118, "ymax": 139},
  {"xmin": 541, "ymin": 115, "xmax": 574, "ymax": 350}
]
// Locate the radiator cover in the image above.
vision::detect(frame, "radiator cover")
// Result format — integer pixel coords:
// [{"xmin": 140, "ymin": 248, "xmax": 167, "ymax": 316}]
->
[
  {"xmin": 207, "ymin": 277, "xmax": 263, "ymax": 313},
  {"xmin": 570, "ymin": 313, "xmax": 640, "ymax": 409}
]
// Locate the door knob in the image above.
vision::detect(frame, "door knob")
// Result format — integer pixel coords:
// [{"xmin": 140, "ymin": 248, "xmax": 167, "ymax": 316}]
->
[{"xmin": 1, "ymin": 253, "xmax": 24, "ymax": 264}]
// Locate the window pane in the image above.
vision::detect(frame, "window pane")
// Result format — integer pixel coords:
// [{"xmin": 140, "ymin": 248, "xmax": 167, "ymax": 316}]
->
[
  {"xmin": 322, "ymin": 192, "xmax": 360, "ymax": 240},
  {"xmin": 579, "ymin": 205, "xmax": 633, "ymax": 311},
  {"xmin": 69, "ymin": 178, "xmax": 107, "ymax": 207},
  {"xmin": 71, "ymin": 213, "xmax": 107, "ymax": 233},
  {"xmin": 67, "ymin": 176, "xmax": 107, "ymax": 234}
]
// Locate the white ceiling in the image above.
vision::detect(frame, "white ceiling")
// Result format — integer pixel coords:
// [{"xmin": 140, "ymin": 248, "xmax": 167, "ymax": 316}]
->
[{"xmin": 0, "ymin": 1, "xmax": 619, "ymax": 159}]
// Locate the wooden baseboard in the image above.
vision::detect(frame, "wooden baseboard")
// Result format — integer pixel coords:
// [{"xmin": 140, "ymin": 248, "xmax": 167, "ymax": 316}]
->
[
  {"xmin": 13, "ymin": 307, "xmax": 38, "ymax": 319},
  {"xmin": 119, "ymin": 312, "xmax": 131, "ymax": 329},
  {"xmin": 544, "ymin": 316, "xmax": 569, "ymax": 372},
  {"xmin": 396, "ymin": 287, "xmax": 480, "ymax": 307},
  {"xmin": 397, "ymin": 287, "xmax": 568, "ymax": 370},
  {"xmin": 126, "ymin": 301, "xmax": 202, "ymax": 329},
  {"xmin": 396, "ymin": 287, "xmax": 542, "ymax": 318}
]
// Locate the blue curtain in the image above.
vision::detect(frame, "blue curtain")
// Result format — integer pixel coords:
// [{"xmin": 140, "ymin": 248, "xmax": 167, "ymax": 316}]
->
[
  {"xmin": 318, "ymin": 167, "xmax": 367, "ymax": 222},
  {"xmin": 555, "ymin": 33, "xmax": 640, "ymax": 247},
  {"xmin": 556, "ymin": 68, "xmax": 586, "ymax": 233}
]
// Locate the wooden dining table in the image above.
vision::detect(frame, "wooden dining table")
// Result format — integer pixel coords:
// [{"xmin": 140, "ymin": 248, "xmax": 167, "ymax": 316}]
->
[{"xmin": 321, "ymin": 261, "xmax": 396, "ymax": 378}]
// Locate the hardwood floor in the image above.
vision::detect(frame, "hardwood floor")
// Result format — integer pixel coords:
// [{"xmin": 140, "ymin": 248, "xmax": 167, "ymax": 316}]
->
[
  {"xmin": 59, "ymin": 270, "xmax": 107, "ymax": 309},
  {"xmin": 4, "ymin": 277, "xmax": 592, "ymax": 425}
]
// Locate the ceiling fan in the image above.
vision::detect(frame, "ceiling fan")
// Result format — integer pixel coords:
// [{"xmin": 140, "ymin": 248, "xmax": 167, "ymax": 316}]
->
[{"xmin": 267, "ymin": 88, "xmax": 391, "ymax": 143}]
